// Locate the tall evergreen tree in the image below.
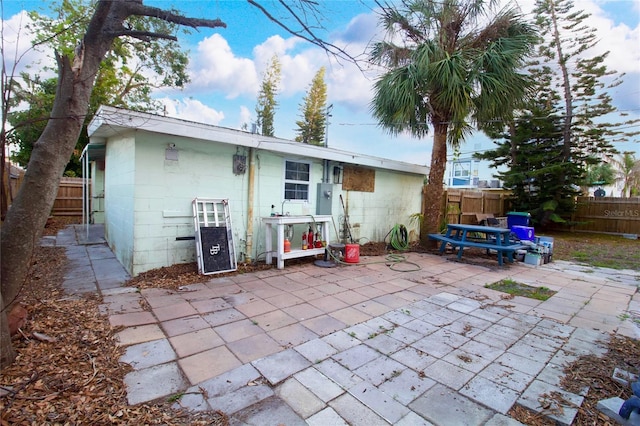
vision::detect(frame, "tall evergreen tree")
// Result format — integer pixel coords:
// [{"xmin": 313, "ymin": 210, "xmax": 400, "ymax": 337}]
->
[
  {"xmin": 476, "ymin": 103, "xmax": 579, "ymax": 226},
  {"xmin": 295, "ymin": 67, "xmax": 327, "ymax": 145},
  {"xmin": 532, "ymin": 0, "xmax": 636, "ymax": 170},
  {"xmin": 255, "ymin": 55, "xmax": 281, "ymax": 137},
  {"xmin": 478, "ymin": 0, "xmax": 638, "ymax": 226}
]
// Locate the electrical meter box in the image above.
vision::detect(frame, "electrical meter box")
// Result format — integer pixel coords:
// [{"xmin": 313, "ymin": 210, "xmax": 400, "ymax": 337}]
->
[{"xmin": 316, "ymin": 183, "xmax": 333, "ymax": 215}]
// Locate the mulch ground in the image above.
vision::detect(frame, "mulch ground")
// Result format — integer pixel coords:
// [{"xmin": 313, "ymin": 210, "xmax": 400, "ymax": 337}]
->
[
  {"xmin": 1, "ymin": 218, "xmax": 639, "ymax": 425},
  {"xmin": 1, "ymin": 218, "xmax": 228, "ymax": 425}
]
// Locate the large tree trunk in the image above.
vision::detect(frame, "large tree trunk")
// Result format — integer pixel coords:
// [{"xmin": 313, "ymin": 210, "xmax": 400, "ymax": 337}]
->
[
  {"xmin": 0, "ymin": 291, "xmax": 15, "ymax": 367},
  {"xmin": 0, "ymin": 0, "xmax": 227, "ymax": 369},
  {"xmin": 420, "ymin": 124, "xmax": 448, "ymax": 246},
  {"xmin": 0, "ymin": 58, "xmax": 105, "ymax": 367},
  {"xmin": 0, "ymin": 2, "xmax": 116, "ymax": 369}
]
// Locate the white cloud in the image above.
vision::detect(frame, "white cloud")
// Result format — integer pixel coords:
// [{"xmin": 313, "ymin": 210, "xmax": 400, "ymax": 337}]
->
[
  {"xmin": 323, "ymin": 13, "xmax": 384, "ymax": 111},
  {"xmin": 1, "ymin": 11, "xmax": 55, "ymax": 79},
  {"xmin": 188, "ymin": 33, "xmax": 259, "ymax": 98},
  {"xmin": 239, "ymin": 105, "xmax": 253, "ymax": 129},
  {"xmin": 253, "ymin": 35, "xmax": 299, "ymax": 70},
  {"xmin": 158, "ymin": 98, "xmax": 225, "ymax": 125}
]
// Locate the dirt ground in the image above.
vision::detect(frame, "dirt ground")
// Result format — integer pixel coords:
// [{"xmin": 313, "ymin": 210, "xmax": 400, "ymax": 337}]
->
[{"xmin": 1, "ymin": 218, "xmax": 638, "ymax": 425}]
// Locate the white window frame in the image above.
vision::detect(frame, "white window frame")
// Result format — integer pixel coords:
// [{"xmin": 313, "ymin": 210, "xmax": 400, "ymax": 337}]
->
[
  {"xmin": 453, "ymin": 161, "xmax": 471, "ymax": 178},
  {"xmin": 283, "ymin": 160, "xmax": 311, "ymax": 202}
]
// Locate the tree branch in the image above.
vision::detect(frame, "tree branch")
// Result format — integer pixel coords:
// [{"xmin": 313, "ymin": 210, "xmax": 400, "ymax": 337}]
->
[
  {"xmin": 247, "ymin": 0, "xmax": 358, "ymax": 66},
  {"xmin": 105, "ymin": 30, "xmax": 177, "ymax": 42},
  {"xmin": 123, "ymin": 1, "xmax": 227, "ymax": 30}
]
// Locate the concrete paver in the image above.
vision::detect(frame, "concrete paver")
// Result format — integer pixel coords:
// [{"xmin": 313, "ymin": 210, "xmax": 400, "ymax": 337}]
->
[
  {"xmin": 518, "ymin": 379, "xmax": 584, "ymax": 426},
  {"xmin": 252, "ymin": 348, "xmax": 311, "ymax": 385},
  {"xmin": 123, "ymin": 362, "xmax": 187, "ymax": 405},
  {"xmin": 306, "ymin": 407, "xmax": 349, "ymax": 426},
  {"xmin": 294, "ymin": 367, "xmax": 345, "ymax": 403},
  {"xmin": 410, "ymin": 383, "xmax": 494, "ymax": 425},
  {"xmin": 120, "ymin": 338, "xmax": 176, "ymax": 370},
  {"xmin": 51, "ymin": 224, "xmax": 640, "ymax": 425},
  {"xmin": 276, "ymin": 377, "xmax": 325, "ymax": 418},
  {"xmin": 329, "ymin": 392, "xmax": 388, "ymax": 425},
  {"xmin": 228, "ymin": 395, "xmax": 305, "ymax": 426}
]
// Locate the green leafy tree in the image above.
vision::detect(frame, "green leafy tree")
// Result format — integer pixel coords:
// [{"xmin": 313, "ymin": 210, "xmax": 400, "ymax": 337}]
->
[
  {"xmin": 295, "ymin": 67, "xmax": 327, "ymax": 145},
  {"xmin": 369, "ymin": 0, "xmax": 537, "ymax": 241},
  {"xmin": 0, "ymin": 0, "xmax": 356, "ymax": 368},
  {"xmin": 609, "ymin": 152, "xmax": 640, "ymax": 197},
  {"xmin": 0, "ymin": 0, "xmax": 226, "ymax": 369},
  {"xmin": 582, "ymin": 162, "xmax": 615, "ymax": 192},
  {"xmin": 255, "ymin": 55, "xmax": 281, "ymax": 137},
  {"xmin": 6, "ymin": 0, "xmax": 189, "ymax": 177},
  {"xmin": 6, "ymin": 74, "xmax": 57, "ymax": 169}
]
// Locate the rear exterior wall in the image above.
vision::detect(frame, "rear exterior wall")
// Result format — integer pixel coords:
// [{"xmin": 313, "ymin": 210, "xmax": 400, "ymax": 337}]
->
[{"xmin": 103, "ymin": 130, "xmax": 425, "ymax": 276}]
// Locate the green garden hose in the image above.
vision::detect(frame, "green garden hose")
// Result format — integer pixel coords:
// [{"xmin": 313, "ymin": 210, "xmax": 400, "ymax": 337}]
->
[{"xmin": 388, "ymin": 224, "xmax": 410, "ymax": 251}]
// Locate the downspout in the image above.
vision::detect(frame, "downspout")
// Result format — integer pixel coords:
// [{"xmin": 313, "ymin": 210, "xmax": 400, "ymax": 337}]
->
[
  {"xmin": 80, "ymin": 144, "xmax": 89, "ymax": 240},
  {"xmin": 245, "ymin": 147, "xmax": 255, "ymax": 263}
]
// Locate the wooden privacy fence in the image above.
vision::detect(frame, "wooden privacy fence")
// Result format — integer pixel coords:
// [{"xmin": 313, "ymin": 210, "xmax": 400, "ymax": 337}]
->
[
  {"xmin": 2, "ymin": 163, "xmax": 24, "ymax": 218},
  {"xmin": 421, "ymin": 188, "xmax": 509, "ymax": 226},
  {"xmin": 52, "ymin": 177, "xmax": 86, "ymax": 217},
  {"xmin": 571, "ymin": 196, "xmax": 640, "ymax": 235},
  {"xmin": 423, "ymin": 188, "xmax": 640, "ymax": 235}
]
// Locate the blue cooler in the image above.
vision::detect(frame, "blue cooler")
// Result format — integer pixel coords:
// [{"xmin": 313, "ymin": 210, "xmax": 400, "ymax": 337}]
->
[
  {"xmin": 511, "ymin": 225, "xmax": 535, "ymax": 241},
  {"xmin": 507, "ymin": 211, "xmax": 531, "ymax": 228}
]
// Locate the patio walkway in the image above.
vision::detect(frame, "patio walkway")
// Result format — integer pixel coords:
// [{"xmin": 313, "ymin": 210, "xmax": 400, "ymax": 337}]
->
[{"xmin": 48, "ymin": 225, "xmax": 640, "ymax": 425}]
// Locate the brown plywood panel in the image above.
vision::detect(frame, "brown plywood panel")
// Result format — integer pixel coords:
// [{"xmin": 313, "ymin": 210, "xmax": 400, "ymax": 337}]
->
[{"xmin": 342, "ymin": 165, "xmax": 375, "ymax": 192}]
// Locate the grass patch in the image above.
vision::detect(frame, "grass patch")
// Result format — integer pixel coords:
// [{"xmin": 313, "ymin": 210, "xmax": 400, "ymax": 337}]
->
[
  {"xmin": 546, "ymin": 231, "xmax": 640, "ymax": 271},
  {"xmin": 486, "ymin": 278, "xmax": 556, "ymax": 301}
]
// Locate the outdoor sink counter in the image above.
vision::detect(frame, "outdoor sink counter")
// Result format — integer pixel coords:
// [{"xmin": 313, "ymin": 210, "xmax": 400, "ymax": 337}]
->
[
  {"xmin": 429, "ymin": 223, "xmax": 529, "ymax": 266},
  {"xmin": 262, "ymin": 215, "xmax": 332, "ymax": 269}
]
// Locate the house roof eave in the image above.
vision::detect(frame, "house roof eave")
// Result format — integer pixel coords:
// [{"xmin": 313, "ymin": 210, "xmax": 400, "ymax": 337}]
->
[{"xmin": 88, "ymin": 105, "xmax": 429, "ymax": 175}]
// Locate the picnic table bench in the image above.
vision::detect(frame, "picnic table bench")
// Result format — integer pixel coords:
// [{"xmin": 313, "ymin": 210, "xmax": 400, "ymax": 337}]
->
[{"xmin": 429, "ymin": 224, "xmax": 528, "ymax": 266}]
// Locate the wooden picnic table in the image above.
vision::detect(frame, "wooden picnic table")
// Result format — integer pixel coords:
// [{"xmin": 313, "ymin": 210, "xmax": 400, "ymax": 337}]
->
[{"xmin": 428, "ymin": 224, "xmax": 528, "ymax": 266}]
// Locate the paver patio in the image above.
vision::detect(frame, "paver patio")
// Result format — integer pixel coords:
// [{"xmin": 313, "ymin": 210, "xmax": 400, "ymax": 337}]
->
[{"xmin": 53, "ymin": 225, "xmax": 640, "ymax": 425}]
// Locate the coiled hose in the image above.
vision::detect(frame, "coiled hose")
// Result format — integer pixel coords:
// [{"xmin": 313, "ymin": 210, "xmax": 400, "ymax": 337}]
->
[{"xmin": 387, "ymin": 224, "xmax": 410, "ymax": 251}]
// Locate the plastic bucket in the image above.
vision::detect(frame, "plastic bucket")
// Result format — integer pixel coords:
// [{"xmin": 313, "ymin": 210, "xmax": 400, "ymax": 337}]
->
[
  {"xmin": 507, "ymin": 211, "xmax": 531, "ymax": 228},
  {"xmin": 345, "ymin": 244, "xmax": 360, "ymax": 263}
]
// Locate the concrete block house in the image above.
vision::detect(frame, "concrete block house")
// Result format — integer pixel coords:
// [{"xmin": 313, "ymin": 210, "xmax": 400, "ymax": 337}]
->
[{"xmin": 85, "ymin": 105, "xmax": 428, "ymax": 276}]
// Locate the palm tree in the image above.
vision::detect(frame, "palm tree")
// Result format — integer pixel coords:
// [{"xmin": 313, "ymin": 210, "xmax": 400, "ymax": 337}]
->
[
  {"xmin": 609, "ymin": 152, "xmax": 640, "ymax": 197},
  {"xmin": 370, "ymin": 0, "xmax": 537, "ymax": 242}
]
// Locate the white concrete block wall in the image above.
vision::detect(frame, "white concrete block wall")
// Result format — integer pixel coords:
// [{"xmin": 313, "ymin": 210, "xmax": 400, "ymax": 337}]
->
[
  {"xmin": 103, "ymin": 130, "xmax": 425, "ymax": 276},
  {"xmin": 334, "ymin": 169, "xmax": 424, "ymax": 243},
  {"xmin": 104, "ymin": 134, "xmax": 136, "ymax": 272}
]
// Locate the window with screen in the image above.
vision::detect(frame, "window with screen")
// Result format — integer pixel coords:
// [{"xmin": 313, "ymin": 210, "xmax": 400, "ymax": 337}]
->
[{"xmin": 284, "ymin": 160, "xmax": 310, "ymax": 201}]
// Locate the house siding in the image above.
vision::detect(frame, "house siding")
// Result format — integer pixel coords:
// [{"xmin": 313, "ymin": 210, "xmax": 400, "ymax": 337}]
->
[
  {"xmin": 90, "ymin": 106, "xmax": 428, "ymax": 276},
  {"xmin": 340, "ymin": 169, "xmax": 424, "ymax": 242},
  {"xmin": 104, "ymin": 134, "xmax": 136, "ymax": 273}
]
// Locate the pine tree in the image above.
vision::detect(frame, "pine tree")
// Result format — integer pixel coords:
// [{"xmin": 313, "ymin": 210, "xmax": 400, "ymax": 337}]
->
[
  {"xmin": 532, "ymin": 0, "xmax": 635, "ymax": 168},
  {"xmin": 255, "ymin": 55, "xmax": 281, "ymax": 137},
  {"xmin": 478, "ymin": 0, "xmax": 638, "ymax": 227},
  {"xmin": 476, "ymin": 64, "xmax": 582, "ymax": 226},
  {"xmin": 295, "ymin": 67, "xmax": 327, "ymax": 145}
]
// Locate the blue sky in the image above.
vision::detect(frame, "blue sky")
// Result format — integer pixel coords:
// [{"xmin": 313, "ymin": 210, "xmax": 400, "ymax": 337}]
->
[{"xmin": 2, "ymin": 0, "xmax": 639, "ymax": 170}]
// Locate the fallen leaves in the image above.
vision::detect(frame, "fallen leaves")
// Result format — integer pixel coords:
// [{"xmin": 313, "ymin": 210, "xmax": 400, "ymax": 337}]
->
[{"xmin": 0, "ymin": 243, "xmax": 228, "ymax": 425}]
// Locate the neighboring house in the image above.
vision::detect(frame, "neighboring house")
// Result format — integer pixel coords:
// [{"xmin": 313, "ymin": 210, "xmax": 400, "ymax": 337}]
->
[
  {"xmin": 85, "ymin": 106, "xmax": 429, "ymax": 276},
  {"xmin": 444, "ymin": 137, "xmax": 503, "ymax": 189}
]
